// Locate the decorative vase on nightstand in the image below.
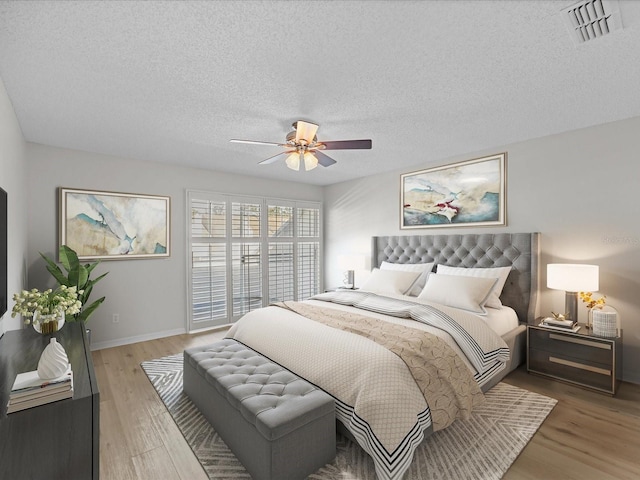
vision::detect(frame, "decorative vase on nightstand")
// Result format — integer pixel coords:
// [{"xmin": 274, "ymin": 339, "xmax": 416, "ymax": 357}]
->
[
  {"xmin": 32, "ymin": 311, "xmax": 65, "ymax": 335},
  {"xmin": 592, "ymin": 306, "xmax": 618, "ymax": 338}
]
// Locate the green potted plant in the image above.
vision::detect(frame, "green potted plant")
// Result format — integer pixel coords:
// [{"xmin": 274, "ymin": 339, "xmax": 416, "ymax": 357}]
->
[{"xmin": 40, "ymin": 245, "xmax": 109, "ymax": 324}]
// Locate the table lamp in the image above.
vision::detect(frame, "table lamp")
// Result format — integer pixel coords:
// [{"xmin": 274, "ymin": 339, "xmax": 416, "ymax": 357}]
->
[
  {"xmin": 547, "ymin": 263, "xmax": 599, "ymax": 322},
  {"xmin": 337, "ymin": 255, "xmax": 367, "ymax": 289}
]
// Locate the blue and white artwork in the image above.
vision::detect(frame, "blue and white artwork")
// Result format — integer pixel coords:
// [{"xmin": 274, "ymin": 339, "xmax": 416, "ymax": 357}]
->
[
  {"xmin": 401, "ymin": 154, "xmax": 505, "ymax": 229},
  {"xmin": 60, "ymin": 188, "xmax": 170, "ymax": 259}
]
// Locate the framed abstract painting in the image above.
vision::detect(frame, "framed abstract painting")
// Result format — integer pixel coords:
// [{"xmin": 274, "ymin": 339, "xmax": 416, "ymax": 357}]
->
[
  {"xmin": 59, "ymin": 188, "xmax": 170, "ymax": 260},
  {"xmin": 401, "ymin": 153, "xmax": 506, "ymax": 229}
]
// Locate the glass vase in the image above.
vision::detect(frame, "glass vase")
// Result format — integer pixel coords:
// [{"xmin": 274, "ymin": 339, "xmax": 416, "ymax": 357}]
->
[{"xmin": 32, "ymin": 311, "xmax": 65, "ymax": 335}]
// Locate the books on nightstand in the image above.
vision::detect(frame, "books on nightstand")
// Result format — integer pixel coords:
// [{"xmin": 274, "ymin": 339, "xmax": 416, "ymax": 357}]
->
[
  {"xmin": 539, "ymin": 317, "xmax": 581, "ymax": 333},
  {"xmin": 6, "ymin": 365, "xmax": 74, "ymax": 414}
]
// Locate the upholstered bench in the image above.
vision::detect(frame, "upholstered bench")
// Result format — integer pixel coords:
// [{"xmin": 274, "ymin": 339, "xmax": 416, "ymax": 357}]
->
[{"xmin": 183, "ymin": 339, "xmax": 336, "ymax": 480}]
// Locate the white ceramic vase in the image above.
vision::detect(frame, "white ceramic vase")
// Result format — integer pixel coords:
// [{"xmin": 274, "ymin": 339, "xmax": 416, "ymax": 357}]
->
[{"xmin": 37, "ymin": 337, "xmax": 70, "ymax": 379}]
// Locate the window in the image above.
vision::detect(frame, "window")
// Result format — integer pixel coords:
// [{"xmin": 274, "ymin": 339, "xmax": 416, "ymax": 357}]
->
[{"xmin": 188, "ymin": 191, "xmax": 322, "ymax": 331}]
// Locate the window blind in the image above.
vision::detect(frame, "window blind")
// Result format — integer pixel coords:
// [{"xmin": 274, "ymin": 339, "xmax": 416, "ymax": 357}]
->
[{"xmin": 188, "ymin": 191, "xmax": 321, "ymax": 331}]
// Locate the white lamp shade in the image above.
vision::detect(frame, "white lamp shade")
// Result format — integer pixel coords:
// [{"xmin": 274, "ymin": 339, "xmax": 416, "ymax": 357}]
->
[
  {"xmin": 303, "ymin": 152, "xmax": 318, "ymax": 171},
  {"xmin": 547, "ymin": 264, "xmax": 599, "ymax": 292},
  {"xmin": 285, "ymin": 152, "xmax": 318, "ymax": 171},
  {"xmin": 285, "ymin": 152, "xmax": 300, "ymax": 171}
]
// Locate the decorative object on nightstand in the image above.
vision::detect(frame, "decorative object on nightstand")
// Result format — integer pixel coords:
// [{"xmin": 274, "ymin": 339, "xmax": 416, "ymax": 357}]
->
[
  {"xmin": 592, "ymin": 306, "xmax": 619, "ymax": 338},
  {"xmin": 337, "ymin": 254, "xmax": 367, "ymax": 289},
  {"xmin": 539, "ymin": 314, "xmax": 580, "ymax": 333},
  {"xmin": 547, "ymin": 263, "xmax": 599, "ymax": 322},
  {"xmin": 579, "ymin": 290, "xmax": 610, "ymax": 332}
]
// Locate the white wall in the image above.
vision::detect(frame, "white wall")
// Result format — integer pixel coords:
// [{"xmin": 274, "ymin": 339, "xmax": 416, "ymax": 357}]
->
[
  {"xmin": 324, "ymin": 116, "xmax": 640, "ymax": 384},
  {"xmin": 0, "ymin": 75, "xmax": 27, "ymax": 334},
  {"xmin": 26, "ymin": 143, "xmax": 323, "ymax": 349}
]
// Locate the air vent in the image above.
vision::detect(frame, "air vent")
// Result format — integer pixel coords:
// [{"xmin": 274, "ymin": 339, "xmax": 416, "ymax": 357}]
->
[{"xmin": 562, "ymin": 0, "xmax": 622, "ymax": 45}]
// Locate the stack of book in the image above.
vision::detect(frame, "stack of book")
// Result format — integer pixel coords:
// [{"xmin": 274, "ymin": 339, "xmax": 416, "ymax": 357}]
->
[
  {"xmin": 6, "ymin": 365, "xmax": 74, "ymax": 414},
  {"xmin": 540, "ymin": 316, "xmax": 581, "ymax": 333}
]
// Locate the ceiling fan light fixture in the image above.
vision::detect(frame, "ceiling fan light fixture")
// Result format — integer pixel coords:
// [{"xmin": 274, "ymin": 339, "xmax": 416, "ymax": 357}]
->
[
  {"xmin": 303, "ymin": 152, "xmax": 318, "ymax": 171},
  {"xmin": 285, "ymin": 152, "xmax": 300, "ymax": 171},
  {"xmin": 232, "ymin": 120, "xmax": 371, "ymax": 170},
  {"xmin": 294, "ymin": 121, "xmax": 319, "ymax": 144}
]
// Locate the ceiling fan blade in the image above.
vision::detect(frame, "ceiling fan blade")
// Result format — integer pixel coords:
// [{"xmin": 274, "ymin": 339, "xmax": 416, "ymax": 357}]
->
[
  {"xmin": 314, "ymin": 151, "xmax": 337, "ymax": 167},
  {"xmin": 295, "ymin": 121, "xmax": 319, "ymax": 144},
  {"xmin": 230, "ymin": 139, "xmax": 286, "ymax": 147},
  {"xmin": 319, "ymin": 139, "xmax": 372, "ymax": 150},
  {"xmin": 258, "ymin": 151, "xmax": 292, "ymax": 165}
]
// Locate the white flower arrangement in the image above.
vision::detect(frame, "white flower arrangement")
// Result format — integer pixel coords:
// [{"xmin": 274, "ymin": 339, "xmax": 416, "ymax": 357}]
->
[{"xmin": 11, "ymin": 285, "xmax": 83, "ymax": 324}]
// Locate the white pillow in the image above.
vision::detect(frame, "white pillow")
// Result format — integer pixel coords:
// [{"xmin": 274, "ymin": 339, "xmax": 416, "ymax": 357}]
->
[
  {"xmin": 417, "ymin": 273, "xmax": 498, "ymax": 315},
  {"xmin": 359, "ymin": 268, "xmax": 421, "ymax": 296},
  {"xmin": 435, "ymin": 265, "xmax": 511, "ymax": 309},
  {"xmin": 380, "ymin": 261, "xmax": 435, "ymax": 296}
]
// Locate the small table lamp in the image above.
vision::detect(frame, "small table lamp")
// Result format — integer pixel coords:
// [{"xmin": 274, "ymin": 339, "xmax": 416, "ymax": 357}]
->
[
  {"xmin": 337, "ymin": 254, "xmax": 367, "ymax": 289},
  {"xmin": 547, "ymin": 263, "xmax": 599, "ymax": 322}
]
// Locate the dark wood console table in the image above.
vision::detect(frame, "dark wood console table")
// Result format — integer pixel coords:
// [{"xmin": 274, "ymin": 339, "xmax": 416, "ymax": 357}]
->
[{"xmin": 0, "ymin": 322, "xmax": 99, "ymax": 479}]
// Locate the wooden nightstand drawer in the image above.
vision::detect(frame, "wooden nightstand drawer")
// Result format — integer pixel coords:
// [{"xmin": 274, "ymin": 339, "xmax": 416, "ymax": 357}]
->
[
  {"xmin": 528, "ymin": 348, "xmax": 613, "ymax": 392},
  {"xmin": 528, "ymin": 328, "xmax": 613, "ymax": 365}
]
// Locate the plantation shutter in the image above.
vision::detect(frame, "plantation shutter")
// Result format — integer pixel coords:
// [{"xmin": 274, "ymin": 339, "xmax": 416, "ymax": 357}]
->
[
  {"xmin": 297, "ymin": 207, "xmax": 321, "ymax": 299},
  {"xmin": 188, "ymin": 191, "xmax": 322, "ymax": 331},
  {"xmin": 267, "ymin": 204, "xmax": 295, "ymax": 302},
  {"xmin": 190, "ymin": 197, "xmax": 227, "ymax": 324},
  {"xmin": 231, "ymin": 201, "xmax": 262, "ymax": 317}
]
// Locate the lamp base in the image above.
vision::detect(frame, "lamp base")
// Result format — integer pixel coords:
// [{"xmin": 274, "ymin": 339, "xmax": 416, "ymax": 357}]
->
[
  {"xmin": 343, "ymin": 270, "xmax": 355, "ymax": 289},
  {"xmin": 565, "ymin": 291, "xmax": 579, "ymax": 322}
]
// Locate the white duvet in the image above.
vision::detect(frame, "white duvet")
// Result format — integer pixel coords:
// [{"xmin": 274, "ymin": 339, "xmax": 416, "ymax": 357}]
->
[{"xmin": 226, "ymin": 291, "xmax": 510, "ymax": 480}]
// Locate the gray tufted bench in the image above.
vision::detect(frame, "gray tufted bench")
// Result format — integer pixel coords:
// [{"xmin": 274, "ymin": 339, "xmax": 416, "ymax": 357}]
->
[{"xmin": 183, "ymin": 339, "xmax": 336, "ymax": 480}]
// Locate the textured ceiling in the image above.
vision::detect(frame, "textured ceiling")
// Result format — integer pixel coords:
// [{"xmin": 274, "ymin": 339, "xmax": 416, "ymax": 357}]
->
[{"xmin": 1, "ymin": 0, "xmax": 640, "ymax": 186}]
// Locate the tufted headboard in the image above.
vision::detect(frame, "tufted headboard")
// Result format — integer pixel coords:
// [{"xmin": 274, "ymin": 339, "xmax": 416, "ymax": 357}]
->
[{"xmin": 371, "ymin": 233, "xmax": 540, "ymax": 324}]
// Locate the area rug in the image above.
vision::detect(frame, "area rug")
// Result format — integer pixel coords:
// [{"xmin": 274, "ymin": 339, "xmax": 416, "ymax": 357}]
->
[{"xmin": 142, "ymin": 354, "xmax": 557, "ymax": 480}]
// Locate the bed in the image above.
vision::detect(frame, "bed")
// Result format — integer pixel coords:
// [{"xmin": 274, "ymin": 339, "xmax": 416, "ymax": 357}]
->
[{"xmin": 226, "ymin": 232, "xmax": 539, "ymax": 480}]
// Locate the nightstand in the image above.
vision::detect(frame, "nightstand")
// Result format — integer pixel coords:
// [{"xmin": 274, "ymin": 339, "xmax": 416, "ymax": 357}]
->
[{"xmin": 527, "ymin": 323, "xmax": 622, "ymax": 395}]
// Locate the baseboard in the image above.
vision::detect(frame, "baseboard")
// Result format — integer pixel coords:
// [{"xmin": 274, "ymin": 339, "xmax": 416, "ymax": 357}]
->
[
  {"xmin": 90, "ymin": 328, "xmax": 186, "ymax": 351},
  {"xmin": 188, "ymin": 323, "xmax": 233, "ymax": 335}
]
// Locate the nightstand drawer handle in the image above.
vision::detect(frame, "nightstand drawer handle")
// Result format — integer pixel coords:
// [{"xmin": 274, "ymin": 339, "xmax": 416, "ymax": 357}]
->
[
  {"xmin": 549, "ymin": 333, "xmax": 611, "ymax": 350},
  {"xmin": 549, "ymin": 356, "xmax": 611, "ymax": 376}
]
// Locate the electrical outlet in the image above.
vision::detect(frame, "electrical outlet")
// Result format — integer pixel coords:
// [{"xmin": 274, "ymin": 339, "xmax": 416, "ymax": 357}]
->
[{"xmin": 112, "ymin": 313, "xmax": 120, "ymax": 323}]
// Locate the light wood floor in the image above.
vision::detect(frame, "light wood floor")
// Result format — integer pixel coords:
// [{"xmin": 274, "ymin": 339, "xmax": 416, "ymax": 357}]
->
[{"xmin": 93, "ymin": 329, "xmax": 640, "ymax": 480}]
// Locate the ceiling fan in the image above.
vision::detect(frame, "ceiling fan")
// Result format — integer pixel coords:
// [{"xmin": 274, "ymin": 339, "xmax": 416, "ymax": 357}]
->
[{"xmin": 230, "ymin": 120, "xmax": 372, "ymax": 171}]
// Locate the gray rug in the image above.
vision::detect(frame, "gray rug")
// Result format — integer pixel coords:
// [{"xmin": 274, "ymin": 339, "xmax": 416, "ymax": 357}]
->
[{"xmin": 142, "ymin": 354, "xmax": 556, "ymax": 480}]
